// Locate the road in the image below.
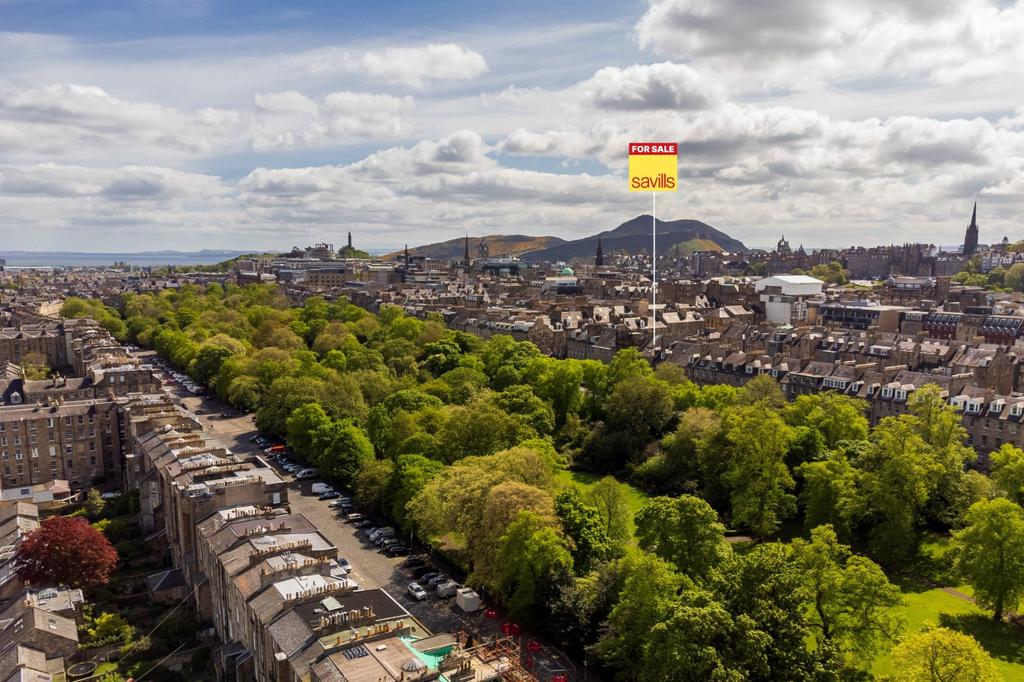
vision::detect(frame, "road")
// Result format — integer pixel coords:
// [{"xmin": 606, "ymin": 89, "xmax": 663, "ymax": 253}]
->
[{"xmin": 144, "ymin": 353, "xmax": 494, "ymax": 638}]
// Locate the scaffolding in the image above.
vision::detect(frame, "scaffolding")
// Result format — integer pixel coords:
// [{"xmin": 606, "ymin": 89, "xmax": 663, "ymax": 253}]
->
[{"xmin": 443, "ymin": 619, "xmax": 578, "ymax": 682}]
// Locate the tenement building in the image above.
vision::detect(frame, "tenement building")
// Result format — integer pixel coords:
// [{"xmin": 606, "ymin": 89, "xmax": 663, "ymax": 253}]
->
[{"xmin": 0, "ymin": 318, "xmax": 161, "ymax": 491}]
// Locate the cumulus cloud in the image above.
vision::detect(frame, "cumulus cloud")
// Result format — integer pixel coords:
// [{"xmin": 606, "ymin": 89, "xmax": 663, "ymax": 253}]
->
[
  {"xmin": 582, "ymin": 62, "xmax": 720, "ymax": 111},
  {"xmin": 1, "ymin": 8, "xmax": 1023, "ymax": 251},
  {"xmin": 0, "ymin": 83, "xmax": 243, "ymax": 158},
  {"xmin": 357, "ymin": 43, "xmax": 487, "ymax": 87},
  {"xmin": 635, "ymin": 0, "xmax": 1024, "ymax": 91},
  {"xmin": 0, "ymin": 163, "xmax": 225, "ymax": 199},
  {"xmin": 302, "ymin": 43, "xmax": 487, "ymax": 88},
  {"xmin": 251, "ymin": 90, "xmax": 412, "ymax": 151}
]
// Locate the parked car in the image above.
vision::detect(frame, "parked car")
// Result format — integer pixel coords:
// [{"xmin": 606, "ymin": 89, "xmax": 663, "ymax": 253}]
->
[
  {"xmin": 327, "ymin": 498, "xmax": 349, "ymax": 509},
  {"xmin": 351, "ymin": 519, "xmax": 372, "ymax": 528},
  {"xmin": 345, "ymin": 513, "xmax": 365, "ymax": 522},
  {"xmin": 380, "ymin": 538, "xmax": 402, "ymax": 549},
  {"xmin": 387, "ymin": 545, "xmax": 412, "ymax": 557},
  {"xmin": 311, "ymin": 482, "xmax": 333, "ymax": 495},
  {"xmin": 427, "ymin": 574, "xmax": 449, "ymax": 589},
  {"xmin": 407, "ymin": 582, "xmax": 428, "ymax": 601},
  {"xmin": 435, "ymin": 580, "xmax": 459, "ymax": 598},
  {"xmin": 402, "ymin": 557, "xmax": 427, "ymax": 570},
  {"xmin": 412, "ymin": 566, "xmax": 436, "ymax": 579},
  {"xmin": 319, "ymin": 491, "xmax": 341, "ymax": 500},
  {"xmin": 295, "ymin": 468, "xmax": 319, "ymax": 480}
]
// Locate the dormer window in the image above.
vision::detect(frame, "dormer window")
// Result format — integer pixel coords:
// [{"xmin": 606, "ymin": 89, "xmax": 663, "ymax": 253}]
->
[
  {"xmin": 881, "ymin": 388, "xmax": 894, "ymax": 398},
  {"xmin": 895, "ymin": 390, "xmax": 906, "ymax": 400}
]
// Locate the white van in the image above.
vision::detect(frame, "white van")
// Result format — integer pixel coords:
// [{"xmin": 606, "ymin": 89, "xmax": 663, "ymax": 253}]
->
[
  {"xmin": 295, "ymin": 468, "xmax": 319, "ymax": 480},
  {"xmin": 311, "ymin": 482, "xmax": 333, "ymax": 495}
]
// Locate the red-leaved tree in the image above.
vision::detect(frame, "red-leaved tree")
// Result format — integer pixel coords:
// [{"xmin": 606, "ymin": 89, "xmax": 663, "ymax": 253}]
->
[{"xmin": 14, "ymin": 516, "xmax": 118, "ymax": 588}]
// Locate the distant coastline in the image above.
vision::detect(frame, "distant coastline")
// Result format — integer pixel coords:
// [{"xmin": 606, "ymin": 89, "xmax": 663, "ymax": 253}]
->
[{"xmin": 0, "ymin": 250, "xmax": 248, "ymax": 268}]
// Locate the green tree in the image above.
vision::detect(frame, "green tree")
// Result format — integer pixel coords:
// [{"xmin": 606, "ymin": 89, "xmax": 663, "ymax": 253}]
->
[
  {"xmin": 84, "ymin": 488, "xmax": 107, "ymax": 518},
  {"xmin": 493, "ymin": 511, "xmax": 573, "ymax": 620},
  {"xmin": 408, "ymin": 445, "xmax": 555, "ymax": 560},
  {"xmin": 352, "ymin": 457, "xmax": 394, "ymax": 509},
  {"xmin": 858, "ymin": 416, "xmax": 944, "ymax": 565},
  {"xmin": 554, "ymin": 488, "xmax": 611, "ymax": 572},
  {"xmin": 738, "ymin": 373, "xmax": 786, "ymax": 408},
  {"xmin": 797, "ymin": 451, "xmax": 865, "ymax": 540},
  {"xmin": 951, "ymin": 497, "xmax": 1024, "ymax": 621},
  {"xmin": 722, "ymin": 405, "xmax": 796, "ymax": 537},
  {"xmin": 783, "ymin": 393, "xmax": 869, "ymax": 448},
  {"xmin": 583, "ymin": 476, "xmax": 633, "ymax": 550},
  {"xmin": 603, "ymin": 376, "xmax": 675, "ymax": 450},
  {"xmin": 605, "ymin": 348, "xmax": 652, "ymax": 387},
  {"xmin": 190, "ymin": 341, "xmax": 241, "ymax": 386},
  {"xmin": 532, "ymin": 357, "xmax": 584, "ymax": 427},
  {"xmin": 792, "ymin": 525, "xmax": 902, "ymax": 662},
  {"xmin": 991, "ymin": 443, "xmax": 1024, "ymax": 505},
  {"xmin": 636, "ymin": 589, "xmax": 748, "ymax": 682},
  {"xmin": 88, "ymin": 611, "xmax": 134, "ymax": 642},
  {"xmin": 436, "ymin": 400, "xmax": 535, "ymax": 462},
  {"xmin": 20, "ymin": 351, "xmax": 50, "ymax": 380},
  {"xmin": 490, "ymin": 384, "xmax": 555, "ymax": 435},
  {"xmin": 421, "ymin": 339, "xmax": 463, "ymax": 376},
  {"xmin": 889, "ymin": 628, "xmax": 1001, "ymax": 682},
  {"xmin": 385, "ymin": 454, "xmax": 445, "ymax": 530},
  {"xmin": 593, "ymin": 552, "xmax": 685, "ymax": 677},
  {"xmin": 713, "ymin": 542, "xmax": 829, "ymax": 679},
  {"xmin": 635, "ymin": 495, "xmax": 728, "ymax": 581},
  {"xmin": 310, "ymin": 420, "xmax": 375, "ymax": 485},
  {"xmin": 285, "ymin": 403, "xmax": 332, "ymax": 462},
  {"xmin": 1004, "ymin": 262, "xmax": 1024, "ymax": 292},
  {"xmin": 475, "ymin": 481, "xmax": 557, "ymax": 581}
]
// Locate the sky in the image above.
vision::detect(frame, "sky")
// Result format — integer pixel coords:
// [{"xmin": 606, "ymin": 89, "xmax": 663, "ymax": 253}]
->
[{"xmin": 1, "ymin": 0, "xmax": 1022, "ymax": 252}]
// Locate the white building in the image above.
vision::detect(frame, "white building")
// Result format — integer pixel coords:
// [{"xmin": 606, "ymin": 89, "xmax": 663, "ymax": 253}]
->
[{"xmin": 755, "ymin": 275, "xmax": 824, "ymax": 325}]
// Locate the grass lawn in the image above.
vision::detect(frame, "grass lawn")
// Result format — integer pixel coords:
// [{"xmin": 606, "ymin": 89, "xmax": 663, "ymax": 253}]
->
[
  {"xmin": 554, "ymin": 469, "xmax": 651, "ymax": 534},
  {"xmin": 870, "ymin": 535, "xmax": 1024, "ymax": 679}
]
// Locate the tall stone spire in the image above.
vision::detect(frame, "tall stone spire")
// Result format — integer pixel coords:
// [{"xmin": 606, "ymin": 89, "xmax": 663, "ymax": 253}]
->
[
  {"xmin": 464, "ymin": 234, "xmax": 470, "ymax": 264},
  {"xmin": 347, "ymin": 231, "xmax": 353, "ymax": 249},
  {"xmin": 964, "ymin": 202, "xmax": 979, "ymax": 257},
  {"xmin": 595, "ymin": 237, "xmax": 604, "ymax": 267}
]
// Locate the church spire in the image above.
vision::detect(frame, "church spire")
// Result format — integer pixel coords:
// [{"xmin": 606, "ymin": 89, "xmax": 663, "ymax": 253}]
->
[
  {"xmin": 964, "ymin": 202, "xmax": 979, "ymax": 257},
  {"xmin": 596, "ymin": 237, "xmax": 604, "ymax": 267},
  {"xmin": 464, "ymin": 234, "xmax": 470, "ymax": 264}
]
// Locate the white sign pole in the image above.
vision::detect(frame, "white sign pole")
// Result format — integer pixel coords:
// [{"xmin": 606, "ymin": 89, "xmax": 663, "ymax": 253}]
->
[{"xmin": 652, "ymin": 192, "xmax": 657, "ymax": 350}]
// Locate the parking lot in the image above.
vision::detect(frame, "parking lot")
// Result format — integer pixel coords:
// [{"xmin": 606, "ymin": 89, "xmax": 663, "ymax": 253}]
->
[{"xmin": 141, "ymin": 352, "xmax": 499, "ymax": 638}]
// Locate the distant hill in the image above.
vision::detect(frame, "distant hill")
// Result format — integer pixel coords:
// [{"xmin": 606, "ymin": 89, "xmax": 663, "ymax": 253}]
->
[
  {"xmin": 519, "ymin": 215, "xmax": 746, "ymax": 263},
  {"xmin": 386, "ymin": 235, "xmax": 565, "ymax": 260},
  {"xmin": 670, "ymin": 238, "xmax": 725, "ymax": 254}
]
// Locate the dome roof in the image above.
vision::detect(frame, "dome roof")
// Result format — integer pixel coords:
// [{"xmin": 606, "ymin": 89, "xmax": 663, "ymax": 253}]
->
[
  {"xmin": 560, "ymin": 266, "xmax": 574, "ymax": 276},
  {"xmin": 401, "ymin": 658, "xmax": 427, "ymax": 672}
]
